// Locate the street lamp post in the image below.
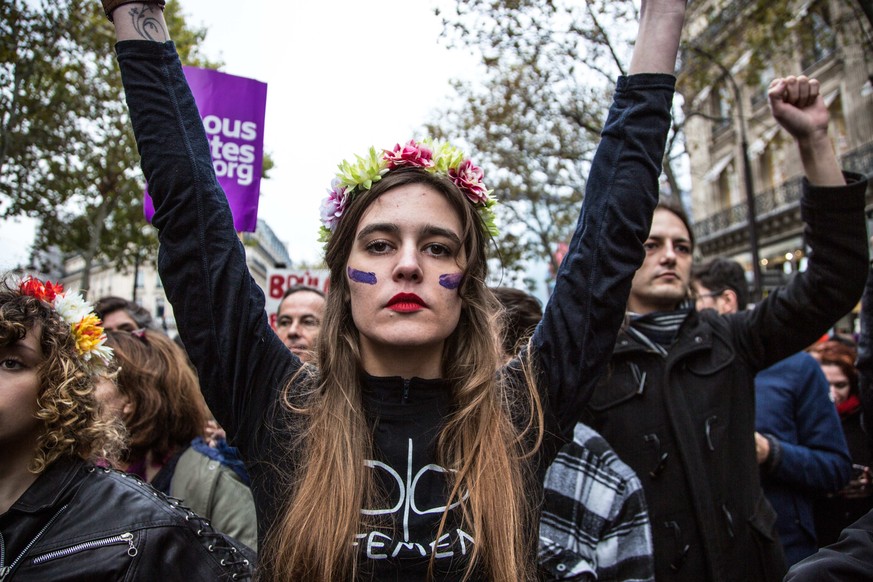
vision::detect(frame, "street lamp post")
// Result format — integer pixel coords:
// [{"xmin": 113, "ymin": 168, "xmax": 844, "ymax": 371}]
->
[
  {"xmin": 690, "ymin": 46, "xmax": 764, "ymax": 302},
  {"xmin": 736, "ymin": 104, "xmax": 764, "ymax": 302}
]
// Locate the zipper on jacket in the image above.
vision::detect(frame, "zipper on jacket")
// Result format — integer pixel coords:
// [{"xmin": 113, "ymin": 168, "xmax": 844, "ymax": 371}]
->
[
  {"xmin": 0, "ymin": 503, "xmax": 68, "ymax": 581},
  {"xmin": 31, "ymin": 531, "xmax": 138, "ymax": 565},
  {"xmin": 402, "ymin": 378, "xmax": 411, "ymax": 404},
  {"xmin": 1, "ymin": 531, "xmax": 7, "ymax": 579}
]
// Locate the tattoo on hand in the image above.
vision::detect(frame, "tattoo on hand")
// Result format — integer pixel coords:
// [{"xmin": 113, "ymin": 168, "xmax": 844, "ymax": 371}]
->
[{"xmin": 128, "ymin": 5, "xmax": 167, "ymax": 42}]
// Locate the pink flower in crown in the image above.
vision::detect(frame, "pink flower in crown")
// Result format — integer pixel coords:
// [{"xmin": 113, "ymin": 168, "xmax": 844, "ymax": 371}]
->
[
  {"xmin": 320, "ymin": 179, "xmax": 351, "ymax": 231},
  {"xmin": 383, "ymin": 140, "xmax": 434, "ymax": 170},
  {"xmin": 449, "ymin": 159, "xmax": 489, "ymax": 205}
]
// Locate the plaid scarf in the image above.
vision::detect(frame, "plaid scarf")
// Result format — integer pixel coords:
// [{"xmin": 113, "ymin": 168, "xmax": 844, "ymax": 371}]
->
[{"xmin": 627, "ymin": 299, "xmax": 695, "ymax": 356}]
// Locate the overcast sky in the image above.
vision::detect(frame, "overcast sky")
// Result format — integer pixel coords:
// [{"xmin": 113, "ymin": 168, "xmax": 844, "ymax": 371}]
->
[{"xmin": 1, "ymin": 0, "xmax": 478, "ymax": 272}]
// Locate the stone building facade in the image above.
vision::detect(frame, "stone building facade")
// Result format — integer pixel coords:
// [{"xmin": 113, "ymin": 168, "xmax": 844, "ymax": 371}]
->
[
  {"xmin": 681, "ymin": 0, "xmax": 873, "ymax": 301},
  {"xmin": 60, "ymin": 218, "xmax": 292, "ymax": 334}
]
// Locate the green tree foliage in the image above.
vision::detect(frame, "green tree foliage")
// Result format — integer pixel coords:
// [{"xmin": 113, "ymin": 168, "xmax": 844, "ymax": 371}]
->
[
  {"xmin": 425, "ymin": 65, "xmax": 600, "ymax": 284},
  {"xmin": 434, "ymin": 0, "xmax": 872, "ymax": 289},
  {"xmin": 680, "ymin": 0, "xmax": 873, "ymax": 109},
  {"xmin": 431, "ymin": 0, "xmax": 684, "ymax": 289},
  {"xmin": 0, "ymin": 2, "xmax": 221, "ymax": 294},
  {"xmin": 680, "ymin": 1, "xmax": 794, "ymax": 97}
]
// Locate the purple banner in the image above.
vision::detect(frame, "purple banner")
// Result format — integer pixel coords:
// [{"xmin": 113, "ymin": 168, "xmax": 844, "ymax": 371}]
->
[{"xmin": 145, "ymin": 66, "xmax": 268, "ymax": 232}]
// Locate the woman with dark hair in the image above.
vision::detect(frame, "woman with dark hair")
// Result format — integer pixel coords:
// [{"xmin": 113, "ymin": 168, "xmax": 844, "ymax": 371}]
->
[
  {"xmin": 102, "ymin": 0, "xmax": 686, "ymax": 579},
  {"xmin": 93, "ymin": 295, "xmax": 155, "ymax": 332},
  {"xmin": 0, "ymin": 278, "xmax": 254, "ymax": 580},
  {"xmin": 810, "ymin": 341, "xmax": 873, "ymax": 546},
  {"xmin": 98, "ymin": 328, "xmax": 258, "ymax": 550}
]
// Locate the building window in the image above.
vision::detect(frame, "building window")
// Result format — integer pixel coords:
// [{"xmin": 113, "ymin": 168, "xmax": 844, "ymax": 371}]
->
[
  {"xmin": 800, "ymin": 1, "xmax": 836, "ymax": 70},
  {"xmin": 750, "ymin": 63, "xmax": 776, "ymax": 110},
  {"xmin": 828, "ymin": 94, "xmax": 848, "ymax": 155},
  {"xmin": 716, "ymin": 160, "xmax": 741, "ymax": 210},
  {"xmin": 711, "ymin": 81, "xmax": 733, "ymax": 135},
  {"xmin": 758, "ymin": 147, "xmax": 775, "ymax": 191}
]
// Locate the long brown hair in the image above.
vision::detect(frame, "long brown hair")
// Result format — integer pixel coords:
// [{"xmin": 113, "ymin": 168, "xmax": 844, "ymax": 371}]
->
[
  {"xmin": 105, "ymin": 329, "xmax": 207, "ymax": 462},
  {"xmin": 259, "ymin": 169, "xmax": 543, "ymax": 581}
]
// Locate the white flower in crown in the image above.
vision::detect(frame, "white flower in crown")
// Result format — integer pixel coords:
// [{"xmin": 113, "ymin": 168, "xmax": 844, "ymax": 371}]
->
[
  {"xmin": 19, "ymin": 278, "xmax": 114, "ymax": 374},
  {"xmin": 53, "ymin": 292, "xmax": 92, "ymax": 324}
]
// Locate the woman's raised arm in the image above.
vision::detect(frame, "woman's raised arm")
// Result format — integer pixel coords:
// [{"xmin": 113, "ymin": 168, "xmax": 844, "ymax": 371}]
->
[{"xmin": 102, "ymin": 1, "xmax": 295, "ymax": 459}]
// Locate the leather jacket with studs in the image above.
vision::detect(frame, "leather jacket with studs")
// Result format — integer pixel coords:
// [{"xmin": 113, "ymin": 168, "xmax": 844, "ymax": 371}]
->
[{"xmin": 0, "ymin": 456, "xmax": 255, "ymax": 581}]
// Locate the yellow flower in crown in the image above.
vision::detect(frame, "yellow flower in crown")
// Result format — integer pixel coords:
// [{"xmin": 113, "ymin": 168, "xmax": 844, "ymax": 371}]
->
[
  {"xmin": 72, "ymin": 313, "xmax": 110, "ymax": 357},
  {"xmin": 19, "ymin": 278, "xmax": 113, "ymax": 373}
]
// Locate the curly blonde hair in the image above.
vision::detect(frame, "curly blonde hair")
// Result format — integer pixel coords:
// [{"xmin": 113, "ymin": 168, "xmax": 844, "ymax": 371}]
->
[{"xmin": 0, "ymin": 280, "xmax": 126, "ymax": 473}]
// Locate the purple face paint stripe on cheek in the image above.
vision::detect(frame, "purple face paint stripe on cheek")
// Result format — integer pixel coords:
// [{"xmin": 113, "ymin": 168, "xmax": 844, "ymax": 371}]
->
[
  {"xmin": 439, "ymin": 273, "xmax": 463, "ymax": 290},
  {"xmin": 348, "ymin": 267, "xmax": 377, "ymax": 285}
]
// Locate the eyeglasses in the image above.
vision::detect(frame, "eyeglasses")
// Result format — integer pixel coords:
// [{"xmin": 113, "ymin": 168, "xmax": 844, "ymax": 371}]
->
[{"xmin": 696, "ymin": 289, "xmax": 725, "ymax": 300}]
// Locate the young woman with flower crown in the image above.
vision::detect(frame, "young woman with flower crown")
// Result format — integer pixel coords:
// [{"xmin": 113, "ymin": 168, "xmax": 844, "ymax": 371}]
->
[
  {"xmin": 0, "ymin": 279, "xmax": 255, "ymax": 580},
  {"xmin": 102, "ymin": 1, "xmax": 686, "ymax": 579}
]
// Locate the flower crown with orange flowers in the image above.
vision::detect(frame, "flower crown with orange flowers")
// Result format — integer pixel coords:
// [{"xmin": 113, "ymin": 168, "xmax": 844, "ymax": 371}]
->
[
  {"xmin": 318, "ymin": 139, "xmax": 499, "ymax": 242},
  {"xmin": 19, "ymin": 278, "xmax": 113, "ymax": 374}
]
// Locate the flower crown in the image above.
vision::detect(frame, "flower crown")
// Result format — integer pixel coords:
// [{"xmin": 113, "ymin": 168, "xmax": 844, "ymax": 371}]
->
[
  {"xmin": 19, "ymin": 278, "xmax": 113, "ymax": 375},
  {"xmin": 319, "ymin": 139, "xmax": 499, "ymax": 242}
]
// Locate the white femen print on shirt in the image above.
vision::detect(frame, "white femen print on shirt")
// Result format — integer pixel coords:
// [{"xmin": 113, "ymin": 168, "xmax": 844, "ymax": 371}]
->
[{"xmin": 355, "ymin": 438, "xmax": 473, "ymax": 560}]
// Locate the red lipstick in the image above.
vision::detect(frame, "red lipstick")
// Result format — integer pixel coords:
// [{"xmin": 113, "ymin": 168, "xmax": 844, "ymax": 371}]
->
[{"xmin": 386, "ymin": 293, "xmax": 427, "ymax": 313}]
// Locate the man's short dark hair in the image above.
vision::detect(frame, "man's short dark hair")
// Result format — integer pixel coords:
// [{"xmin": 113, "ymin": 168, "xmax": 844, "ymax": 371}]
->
[
  {"xmin": 94, "ymin": 295, "xmax": 155, "ymax": 329},
  {"xmin": 277, "ymin": 285, "xmax": 326, "ymax": 317},
  {"xmin": 692, "ymin": 258, "xmax": 750, "ymax": 310},
  {"xmin": 491, "ymin": 286, "xmax": 543, "ymax": 356},
  {"xmin": 656, "ymin": 197, "xmax": 695, "ymax": 250}
]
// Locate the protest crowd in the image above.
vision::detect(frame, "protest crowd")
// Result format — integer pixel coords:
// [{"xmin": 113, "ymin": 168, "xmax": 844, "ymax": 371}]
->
[{"xmin": 4, "ymin": 1, "xmax": 873, "ymax": 580}]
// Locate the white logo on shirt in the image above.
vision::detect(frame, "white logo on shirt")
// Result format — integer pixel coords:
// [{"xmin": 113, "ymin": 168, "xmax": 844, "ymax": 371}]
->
[{"xmin": 355, "ymin": 438, "xmax": 473, "ymax": 560}]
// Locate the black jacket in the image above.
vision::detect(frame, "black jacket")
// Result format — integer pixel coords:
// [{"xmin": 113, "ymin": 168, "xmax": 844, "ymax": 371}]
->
[
  {"xmin": 788, "ymin": 241, "xmax": 873, "ymax": 581},
  {"xmin": 0, "ymin": 457, "xmax": 254, "ymax": 581},
  {"xmin": 813, "ymin": 409, "xmax": 873, "ymax": 548},
  {"xmin": 584, "ymin": 175, "xmax": 869, "ymax": 582},
  {"xmin": 786, "ymin": 506, "xmax": 873, "ymax": 581}
]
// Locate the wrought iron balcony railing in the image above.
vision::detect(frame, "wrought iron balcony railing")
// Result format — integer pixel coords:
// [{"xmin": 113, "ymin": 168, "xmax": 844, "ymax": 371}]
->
[{"xmin": 694, "ymin": 142, "xmax": 873, "ymax": 239}]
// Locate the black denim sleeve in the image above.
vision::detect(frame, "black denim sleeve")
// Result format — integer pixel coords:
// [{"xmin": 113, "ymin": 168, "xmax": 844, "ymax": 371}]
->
[
  {"xmin": 115, "ymin": 40, "xmax": 296, "ymax": 461},
  {"xmin": 730, "ymin": 173, "xmax": 869, "ymax": 372},
  {"xmin": 530, "ymin": 74, "xmax": 676, "ymax": 446}
]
